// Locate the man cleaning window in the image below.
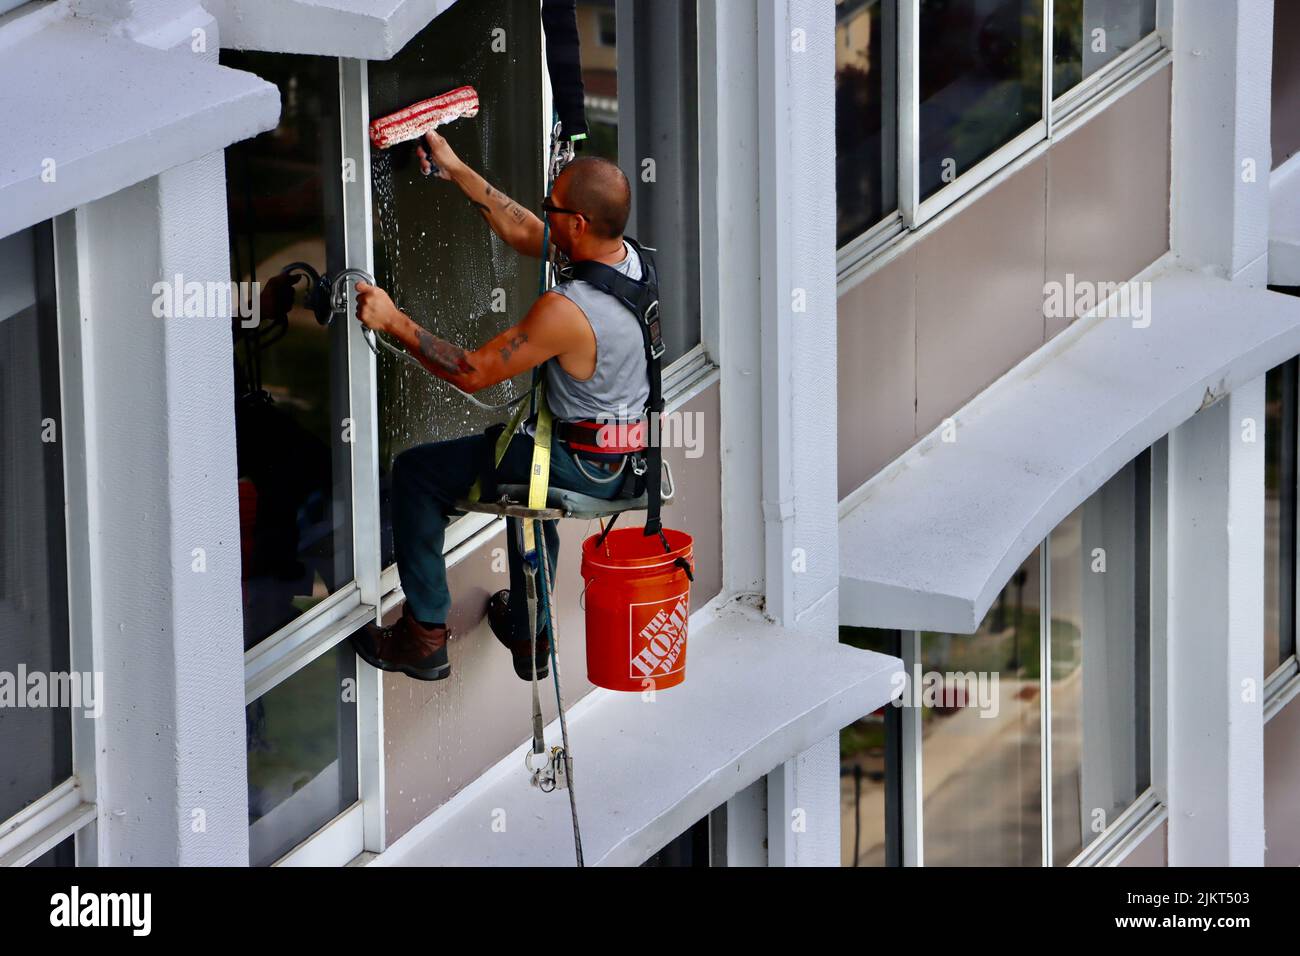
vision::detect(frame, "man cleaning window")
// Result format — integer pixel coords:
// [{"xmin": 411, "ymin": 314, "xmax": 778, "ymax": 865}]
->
[{"xmin": 350, "ymin": 129, "xmax": 652, "ymax": 683}]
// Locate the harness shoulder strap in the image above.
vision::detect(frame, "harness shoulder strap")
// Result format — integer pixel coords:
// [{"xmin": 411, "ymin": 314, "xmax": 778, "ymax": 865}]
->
[{"xmin": 565, "ymin": 240, "xmax": 666, "ymax": 537}]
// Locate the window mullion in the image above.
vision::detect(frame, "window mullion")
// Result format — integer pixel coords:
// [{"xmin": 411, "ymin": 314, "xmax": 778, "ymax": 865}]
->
[
  {"xmin": 1043, "ymin": 0, "xmax": 1055, "ymax": 135},
  {"xmin": 1040, "ymin": 534, "xmax": 1053, "ymax": 866},
  {"xmin": 901, "ymin": 629, "xmax": 924, "ymax": 865},
  {"xmin": 898, "ymin": 0, "xmax": 920, "ymax": 228}
]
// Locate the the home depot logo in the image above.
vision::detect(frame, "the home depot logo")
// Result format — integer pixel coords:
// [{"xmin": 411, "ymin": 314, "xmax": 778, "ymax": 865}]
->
[{"xmin": 628, "ymin": 595, "xmax": 689, "ymax": 679}]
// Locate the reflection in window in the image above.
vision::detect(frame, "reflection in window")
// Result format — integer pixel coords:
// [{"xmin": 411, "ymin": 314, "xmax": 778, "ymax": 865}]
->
[
  {"xmin": 579, "ymin": 0, "xmax": 619, "ymax": 162},
  {"xmin": 921, "ymin": 548, "xmax": 1042, "ymax": 866},
  {"xmin": 1053, "ymin": 0, "xmax": 1156, "ymax": 98},
  {"xmin": 368, "ymin": 0, "xmax": 542, "ymax": 566},
  {"xmin": 247, "ymin": 641, "xmax": 358, "ymax": 866},
  {"xmin": 840, "ymin": 627, "xmax": 899, "ymax": 866},
  {"xmin": 919, "ymin": 0, "xmax": 1043, "ymax": 200},
  {"xmin": 0, "ymin": 222, "xmax": 73, "ymax": 826},
  {"xmin": 617, "ymin": 0, "xmax": 701, "ymax": 365},
  {"xmin": 1048, "ymin": 453, "xmax": 1151, "ymax": 865},
  {"xmin": 223, "ymin": 52, "xmax": 353, "ymax": 649},
  {"xmin": 1265, "ymin": 359, "xmax": 1298, "ymax": 677},
  {"xmin": 836, "ymin": 0, "xmax": 897, "ymax": 246}
]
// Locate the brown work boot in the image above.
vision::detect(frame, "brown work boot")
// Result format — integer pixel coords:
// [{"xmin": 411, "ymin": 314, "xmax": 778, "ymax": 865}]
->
[
  {"xmin": 487, "ymin": 589, "xmax": 550, "ymax": 681},
  {"xmin": 350, "ymin": 604, "xmax": 451, "ymax": 681}
]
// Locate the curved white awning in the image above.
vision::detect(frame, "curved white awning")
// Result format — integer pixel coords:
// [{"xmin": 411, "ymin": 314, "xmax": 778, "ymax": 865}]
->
[
  {"xmin": 0, "ymin": 13, "xmax": 279, "ymax": 238},
  {"xmin": 370, "ymin": 606, "xmax": 900, "ymax": 867},
  {"xmin": 840, "ymin": 267, "xmax": 1300, "ymax": 634},
  {"xmin": 202, "ymin": 0, "xmax": 459, "ymax": 59}
]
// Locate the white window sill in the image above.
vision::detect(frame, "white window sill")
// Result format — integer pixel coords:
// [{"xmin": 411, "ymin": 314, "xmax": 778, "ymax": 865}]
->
[{"xmin": 367, "ymin": 598, "xmax": 902, "ymax": 867}]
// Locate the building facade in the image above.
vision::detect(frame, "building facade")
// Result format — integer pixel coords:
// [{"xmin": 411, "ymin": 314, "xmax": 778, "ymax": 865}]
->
[{"xmin": 0, "ymin": 0, "xmax": 1295, "ymax": 868}]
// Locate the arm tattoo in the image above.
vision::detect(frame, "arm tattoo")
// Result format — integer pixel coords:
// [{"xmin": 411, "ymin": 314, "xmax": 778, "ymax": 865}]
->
[
  {"xmin": 498, "ymin": 332, "xmax": 528, "ymax": 364},
  {"xmin": 416, "ymin": 329, "xmax": 477, "ymax": 379},
  {"xmin": 485, "ymin": 182, "xmax": 529, "ymax": 225}
]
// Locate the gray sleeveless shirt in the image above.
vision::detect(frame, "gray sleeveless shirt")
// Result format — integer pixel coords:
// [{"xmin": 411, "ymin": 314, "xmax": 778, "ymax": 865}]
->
[{"xmin": 545, "ymin": 241, "xmax": 651, "ymax": 422}]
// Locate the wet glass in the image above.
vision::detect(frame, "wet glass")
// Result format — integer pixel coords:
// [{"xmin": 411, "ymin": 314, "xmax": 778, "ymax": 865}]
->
[
  {"xmin": 919, "ymin": 0, "xmax": 1044, "ymax": 201},
  {"xmin": 1265, "ymin": 360, "xmax": 1298, "ymax": 677},
  {"xmin": 246, "ymin": 640, "xmax": 358, "ymax": 866},
  {"xmin": 578, "ymin": 0, "xmax": 619, "ymax": 162},
  {"xmin": 1048, "ymin": 454, "xmax": 1151, "ymax": 864},
  {"xmin": 836, "ymin": 0, "xmax": 898, "ymax": 245},
  {"xmin": 368, "ymin": 0, "xmax": 543, "ymax": 566},
  {"xmin": 0, "ymin": 222, "xmax": 73, "ymax": 825},
  {"xmin": 921, "ymin": 547, "xmax": 1042, "ymax": 866},
  {"xmin": 1053, "ymin": 0, "xmax": 1156, "ymax": 98},
  {"xmin": 840, "ymin": 627, "xmax": 899, "ymax": 866},
  {"xmin": 222, "ymin": 52, "xmax": 353, "ymax": 649}
]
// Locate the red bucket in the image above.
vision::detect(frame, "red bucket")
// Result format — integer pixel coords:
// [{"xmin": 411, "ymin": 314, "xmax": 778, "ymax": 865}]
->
[{"xmin": 581, "ymin": 528, "xmax": 694, "ymax": 692}]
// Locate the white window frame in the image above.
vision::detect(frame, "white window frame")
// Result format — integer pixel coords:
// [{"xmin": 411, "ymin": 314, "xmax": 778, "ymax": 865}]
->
[
  {"xmin": 0, "ymin": 213, "xmax": 100, "ymax": 867},
  {"xmin": 1266, "ymin": 356, "xmax": 1300, "ymax": 718},
  {"xmin": 892, "ymin": 442, "xmax": 1166, "ymax": 867},
  {"xmin": 838, "ymin": 0, "xmax": 1171, "ymax": 284},
  {"xmin": 239, "ymin": 0, "xmax": 719, "ymax": 863}
]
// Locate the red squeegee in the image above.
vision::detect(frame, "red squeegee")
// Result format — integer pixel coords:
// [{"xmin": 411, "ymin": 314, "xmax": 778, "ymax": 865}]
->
[{"xmin": 369, "ymin": 85, "xmax": 480, "ymax": 150}]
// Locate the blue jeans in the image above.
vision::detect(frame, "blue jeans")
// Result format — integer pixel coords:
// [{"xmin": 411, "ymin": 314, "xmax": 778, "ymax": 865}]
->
[{"xmin": 391, "ymin": 431, "xmax": 631, "ymax": 636}]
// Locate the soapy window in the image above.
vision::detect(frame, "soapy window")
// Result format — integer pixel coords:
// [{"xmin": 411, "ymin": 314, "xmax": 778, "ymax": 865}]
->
[{"xmin": 368, "ymin": 0, "xmax": 542, "ymax": 564}]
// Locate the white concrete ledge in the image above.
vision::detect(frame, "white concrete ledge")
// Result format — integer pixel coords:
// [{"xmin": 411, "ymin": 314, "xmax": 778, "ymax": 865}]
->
[
  {"xmin": 0, "ymin": 15, "xmax": 280, "ymax": 238},
  {"xmin": 1270, "ymin": 155, "xmax": 1300, "ymax": 286},
  {"xmin": 202, "ymin": 0, "xmax": 458, "ymax": 59},
  {"xmin": 370, "ymin": 603, "xmax": 901, "ymax": 866},
  {"xmin": 840, "ymin": 266, "xmax": 1300, "ymax": 634}
]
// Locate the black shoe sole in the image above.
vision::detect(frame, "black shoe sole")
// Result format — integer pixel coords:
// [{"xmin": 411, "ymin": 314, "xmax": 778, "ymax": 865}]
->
[{"xmin": 349, "ymin": 632, "xmax": 451, "ymax": 682}]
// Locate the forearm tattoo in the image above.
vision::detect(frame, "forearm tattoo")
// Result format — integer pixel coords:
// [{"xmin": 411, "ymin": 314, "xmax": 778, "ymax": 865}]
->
[
  {"xmin": 484, "ymin": 183, "xmax": 529, "ymax": 226},
  {"xmin": 416, "ymin": 329, "xmax": 477, "ymax": 379},
  {"xmin": 498, "ymin": 332, "xmax": 528, "ymax": 364}
]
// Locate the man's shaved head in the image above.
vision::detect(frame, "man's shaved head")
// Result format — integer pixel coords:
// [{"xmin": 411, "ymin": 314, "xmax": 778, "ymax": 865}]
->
[{"xmin": 556, "ymin": 156, "xmax": 631, "ymax": 240}]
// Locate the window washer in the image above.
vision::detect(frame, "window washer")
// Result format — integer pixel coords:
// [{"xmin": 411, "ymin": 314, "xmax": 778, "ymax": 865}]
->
[{"xmin": 350, "ymin": 130, "xmax": 652, "ymax": 683}]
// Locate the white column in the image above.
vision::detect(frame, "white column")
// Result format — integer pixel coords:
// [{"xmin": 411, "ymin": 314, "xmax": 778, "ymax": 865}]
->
[
  {"xmin": 1163, "ymin": 0, "xmax": 1272, "ymax": 866},
  {"xmin": 756, "ymin": 0, "xmax": 842, "ymax": 866},
  {"xmin": 75, "ymin": 6, "xmax": 249, "ymax": 866}
]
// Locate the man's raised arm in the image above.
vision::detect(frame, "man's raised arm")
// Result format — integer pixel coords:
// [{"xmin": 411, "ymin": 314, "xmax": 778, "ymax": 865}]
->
[{"xmin": 418, "ymin": 130, "xmax": 546, "ymax": 258}]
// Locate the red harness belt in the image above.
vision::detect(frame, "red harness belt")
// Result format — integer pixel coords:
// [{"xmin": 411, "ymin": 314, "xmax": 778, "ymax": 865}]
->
[{"xmin": 556, "ymin": 418, "xmax": 652, "ymax": 456}]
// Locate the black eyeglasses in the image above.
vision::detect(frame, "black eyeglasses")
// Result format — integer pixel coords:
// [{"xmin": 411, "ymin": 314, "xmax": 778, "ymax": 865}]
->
[{"xmin": 542, "ymin": 197, "xmax": 584, "ymax": 219}]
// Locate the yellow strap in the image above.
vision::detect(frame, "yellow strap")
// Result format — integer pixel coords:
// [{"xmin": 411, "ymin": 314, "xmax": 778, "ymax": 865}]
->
[
  {"xmin": 465, "ymin": 381, "xmax": 555, "ymax": 557},
  {"xmin": 466, "ymin": 382, "xmax": 536, "ymax": 504},
  {"xmin": 522, "ymin": 383, "xmax": 554, "ymax": 552}
]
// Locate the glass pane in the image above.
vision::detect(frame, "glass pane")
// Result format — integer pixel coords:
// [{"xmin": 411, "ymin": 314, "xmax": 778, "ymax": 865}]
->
[
  {"xmin": 641, "ymin": 816, "xmax": 710, "ymax": 866},
  {"xmin": 223, "ymin": 52, "xmax": 354, "ymax": 649},
  {"xmin": 616, "ymin": 0, "xmax": 701, "ymax": 365},
  {"xmin": 29, "ymin": 835, "xmax": 75, "ymax": 867},
  {"xmin": 1053, "ymin": 0, "xmax": 1157, "ymax": 98},
  {"xmin": 578, "ymin": 0, "xmax": 619, "ymax": 162},
  {"xmin": 840, "ymin": 627, "xmax": 899, "ymax": 866},
  {"xmin": 1265, "ymin": 360, "xmax": 1298, "ymax": 676},
  {"xmin": 919, "ymin": 0, "xmax": 1044, "ymax": 201},
  {"xmin": 0, "ymin": 222, "xmax": 73, "ymax": 825},
  {"xmin": 247, "ymin": 640, "xmax": 358, "ymax": 866},
  {"xmin": 836, "ymin": 0, "xmax": 898, "ymax": 245},
  {"xmin": 369, "ymin": 0, "xmax": 543, "ymax": 566},
  {"xmin": 921, "ymin": 547, "xmax": 1042, "ymax": 866},
  {"xmin": 1049, "ymin": 454, "xmax": 1151, "ymax": 864}
]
